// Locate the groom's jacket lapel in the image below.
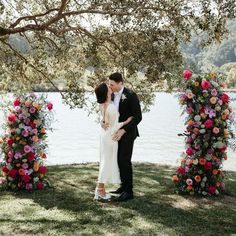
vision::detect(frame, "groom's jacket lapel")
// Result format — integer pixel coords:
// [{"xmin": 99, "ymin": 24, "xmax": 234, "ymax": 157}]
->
[{"xmin": 118, "ymin": 87, "xmax": 129, "ymax": 113}]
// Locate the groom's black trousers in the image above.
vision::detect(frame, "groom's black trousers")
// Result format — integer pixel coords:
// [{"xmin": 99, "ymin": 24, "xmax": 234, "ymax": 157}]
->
[{"xmin": 118, "ymin": 133, "xmax": 135, "ymax": 194}]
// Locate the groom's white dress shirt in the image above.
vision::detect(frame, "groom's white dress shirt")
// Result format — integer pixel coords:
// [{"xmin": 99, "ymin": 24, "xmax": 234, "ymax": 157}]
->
[{"xmin": 113, "ymin": 86, "xmax": 124, "ymax": 111}]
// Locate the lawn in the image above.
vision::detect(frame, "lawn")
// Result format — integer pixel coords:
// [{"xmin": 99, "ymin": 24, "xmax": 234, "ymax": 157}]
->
[{"xmin": 0, "ymin": 163, "xmax": 235, "ymax": 236}]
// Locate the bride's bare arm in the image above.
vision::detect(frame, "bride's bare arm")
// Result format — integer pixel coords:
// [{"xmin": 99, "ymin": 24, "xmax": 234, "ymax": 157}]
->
[{"xmin": 122, "ymin": 116, "xmax": 133, "ymax": 126}]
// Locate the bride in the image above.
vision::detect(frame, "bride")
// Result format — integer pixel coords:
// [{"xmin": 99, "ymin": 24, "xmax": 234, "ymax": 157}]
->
[{"xmin": 94, "ymin": 83, "xmax": 132, "ymax": 200}]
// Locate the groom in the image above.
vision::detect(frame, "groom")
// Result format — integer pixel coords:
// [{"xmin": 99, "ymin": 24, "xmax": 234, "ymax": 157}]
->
[{"xmin": 108, "ymin": 72, "xmax": 142, "ymax": 201}]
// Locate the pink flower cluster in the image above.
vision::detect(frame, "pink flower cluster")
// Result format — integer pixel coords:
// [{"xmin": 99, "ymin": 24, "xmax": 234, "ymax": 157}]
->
[
  {"xmin": 173, "ymin": 70, "xmax": 235, "ymax": 196},
  {"xmin": 1, "ymin": 94, "xmax": 54, "ymax": 190}
]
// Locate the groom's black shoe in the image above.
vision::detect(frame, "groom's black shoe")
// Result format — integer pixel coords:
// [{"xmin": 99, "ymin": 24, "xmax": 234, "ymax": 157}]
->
[
  {"xmin": 114, "ymin": 192, "xmax": 134, "ymax": 202},
  {"xmin": 110, "ymin": 187, "xmax": 124, "ymax": 194}
]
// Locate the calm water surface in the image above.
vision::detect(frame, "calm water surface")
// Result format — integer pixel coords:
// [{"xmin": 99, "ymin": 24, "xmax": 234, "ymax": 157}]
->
[{"xmin": 42, "ymin": 92, "xmax": 236, "ymax": 171}]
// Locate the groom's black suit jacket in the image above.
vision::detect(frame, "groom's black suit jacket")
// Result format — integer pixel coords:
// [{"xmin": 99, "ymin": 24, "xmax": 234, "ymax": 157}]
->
[{"xmin": 118, "ymin": 87, "xmax": 142, "ymax": 139}]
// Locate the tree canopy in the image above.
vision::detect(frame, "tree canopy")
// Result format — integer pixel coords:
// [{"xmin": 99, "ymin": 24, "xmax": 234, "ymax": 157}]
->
[{"xmin": 0, "ymin": 0, "xmax": 236, "ymax": 111}]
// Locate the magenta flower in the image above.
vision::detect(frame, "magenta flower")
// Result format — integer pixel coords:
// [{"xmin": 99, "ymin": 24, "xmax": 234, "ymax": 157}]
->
[
  {"xmin": 22, "ymin": 163, "xmax": 29, "ymax": 169},
  {"xmin": 177, "ymin": 167, "xmax": 185, "ymax": 174},
  {"xmin": 29, "ymin": 107, "xmax": 36, "ymax": 113},
  {"xmin": 201, "ymin": 80, "xmax": 211, "ymax": 90},
  {"xmin": 186, "ymin": 147, "xmax": 194, "ymax": 156},
  {"xmin": 186, "ymin": 106, "xmax": 193, "ymax": 114},
  {"xmin": 24, "ymin": 145, "xmax": 32, "ymax": 153},
  {"xmin": 22, "ymin": 130, "xmax": 29, "ymax": 137},
  {"xmin": 8, "ymin": 151, "xmax": 14, "ymax": 158},
  {"xmin": 204, "ymin": 161, "xmax": 212, "ymax": 171},
  {"xmin": 25, "ymin": 183, "xmax": 33, "ymax": 190},
  {"xmin": 182, "ymin": 69, "xmax": 192, "ymax": 80},
  {"xmin": 8, "ymin": 114, "xmax": 17, "ymax": 123},
  {"xmin": 211, "ymin": 89, "xmax": 218, "ymax": 96},
  {"xmin": 186, "ymin": 178, "xmax": 193, "ymax": 185},
  {"xmin": 207, "ymin": 185, "xmax": 216, "ymax": 195},
  {"xmin": 204, "ymin": 119, "xmax": 213, "ymax": 129}
]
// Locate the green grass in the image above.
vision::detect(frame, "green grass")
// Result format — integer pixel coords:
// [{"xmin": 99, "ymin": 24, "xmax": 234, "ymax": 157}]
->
[{"xmin": 0, "ymin": 163, "xmax": 236, "ymax": 236}]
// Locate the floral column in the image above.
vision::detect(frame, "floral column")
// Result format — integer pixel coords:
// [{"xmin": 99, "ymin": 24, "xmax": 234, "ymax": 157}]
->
[
  {"xmin": 1, "ymin": 94, "xmax": 54, "ymax": 190},
  {"xmin": 172, "ymin": 70, "xmax": 235, "ymax": 196}
]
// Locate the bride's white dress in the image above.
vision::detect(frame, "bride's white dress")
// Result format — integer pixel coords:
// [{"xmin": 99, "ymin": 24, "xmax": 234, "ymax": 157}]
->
[{"xmin": 98, "ymin": 103, "xmax": 123, "ymax": 184}]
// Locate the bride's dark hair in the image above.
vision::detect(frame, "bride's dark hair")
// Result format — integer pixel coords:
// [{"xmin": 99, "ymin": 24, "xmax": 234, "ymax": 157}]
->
[{"xmin": 95, "ymin": 83, "xmax": 108, "ymax": 104}]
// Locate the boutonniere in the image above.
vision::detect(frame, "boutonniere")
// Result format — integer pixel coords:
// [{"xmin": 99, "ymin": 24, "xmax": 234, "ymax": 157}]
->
[{"xmin": 121, "ymin": 94, "xmax": 127, "ymax": 102}]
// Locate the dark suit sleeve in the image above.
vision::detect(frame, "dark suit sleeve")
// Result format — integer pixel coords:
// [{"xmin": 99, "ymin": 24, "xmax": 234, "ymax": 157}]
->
[{"xmin": 123, "ymin": 92, "xmax": 142, "ymax": 132}]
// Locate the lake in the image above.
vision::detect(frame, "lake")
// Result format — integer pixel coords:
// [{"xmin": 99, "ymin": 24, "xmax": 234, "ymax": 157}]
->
[{"xmin": 40, "ymin": 92, "xmax": 235, "ymax": 171}]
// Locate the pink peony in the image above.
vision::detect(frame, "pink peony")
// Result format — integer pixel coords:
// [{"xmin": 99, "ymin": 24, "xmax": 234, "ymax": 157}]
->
[
  {"xmin": 22, "ymin": 130, "xmax": 29, "ymax": 137},
  {"xmin": 220, "ymin": 93, "xmax": 229, "ymax": 103},
  {"xmin": 207, "ymin": 185, "xmax": 216, "ymax": 195},
  {"xmin": 204, "ymin": 119, "xmax": 213, "ymax": 129},
  {"xmin": 186, "ymin": 147, "xmax": 194, "ymax": 156},
  {"xmin": 25, "ymin": 183, "xmax": 33, "ymax": 190},
  {"xmin": 8, "ymin": 114, "xmax": 17, "ymax": 123},
  {"xmin": 13, "ymin": 98, "xmax": 21, "ymax": 106},
  {"xmin": 182, "ymin": 69, "xmax": 192, "ymax": 80},
  {"xmin": 186, "ymin": 178, "xmax": 193, "ymax": 186},
  {"xmin": 201, "ymin": 80, "xmax": 211, "ymax": 90},
  {"xmin": 47, "ymin": 102, "xmax": 53, "ymax": 110},
  {"xmin": 24, "ymin": 145, "xmax": 32, "ymax": 153},
  {"xmin": 211, "ymin": 89, "xmax": 218, "ymax": 96},
  {"xmin": 213, "ymin": 127, "xmax": 220, "ymax": 134},
  {"xmin": 22, "ymin": 163, "xmax": 29, "ymax": 169}
]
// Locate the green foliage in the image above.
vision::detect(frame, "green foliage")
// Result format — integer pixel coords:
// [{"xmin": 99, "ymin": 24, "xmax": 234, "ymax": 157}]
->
[{"xmin": 0, "ymin": 0, "xmax": 236, "ymax": 110}]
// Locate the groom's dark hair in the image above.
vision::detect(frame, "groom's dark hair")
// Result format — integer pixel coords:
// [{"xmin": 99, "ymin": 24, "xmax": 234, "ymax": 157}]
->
[
  {"xmin": 109, "ymin": 72, "xmax": 123, "ymax": 83},
  {"xmin": 95, "ymin": 83, "xmax": 108, "ymax": 104}
]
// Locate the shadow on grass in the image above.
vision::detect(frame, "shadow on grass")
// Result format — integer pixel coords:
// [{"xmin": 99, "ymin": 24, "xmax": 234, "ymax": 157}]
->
[{"xmin": 0, "ymin": 163, "xmax": 236, "ymax": 235}]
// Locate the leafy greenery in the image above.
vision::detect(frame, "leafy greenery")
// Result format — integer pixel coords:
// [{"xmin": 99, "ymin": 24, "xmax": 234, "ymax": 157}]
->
[
  {"xmin": 0, "ymin": 0, "xmax": 236, "ymax": 111},
  {"xmin": 0, "ymin": 163, "xmax": 236, "ymax": 235}
]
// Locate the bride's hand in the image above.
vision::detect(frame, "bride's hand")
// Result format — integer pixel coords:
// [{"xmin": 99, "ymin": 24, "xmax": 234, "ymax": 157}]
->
[
  {"xmin": 124, "ymin": 116, "xmax": 133, "ymax": 125},
  {"xmin": 101, "ymin": 120, "xmax": 109, "ymax": 130}
]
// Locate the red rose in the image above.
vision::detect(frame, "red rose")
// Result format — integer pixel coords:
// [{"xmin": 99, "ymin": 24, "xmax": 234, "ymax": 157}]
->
[
  {"xmin": 8, "ymin": 114, "xmax": 17, "ymax": 123},
  {"xmin": 177, "ymin": 167, "xmax": 185, "ymax": 174},
  {"xmin": 39, "ymin": 166, "xmax": 47, "ymax": 174},
  {"xmin": 207, "ymin": 185, "xmax": 216, "ymax": 195},
  {"xmin": 9, "ymin": 168, "xmax": 17, "ymax": 178},
  {"xmin": 13, "ymin": 98, "xmax": 21, "ymax": 106},
  {"xmin": 220, "ymin": 93, "xmax": 229, "ymax": 103},
  {"xmin": 22, "ymin": 175, "xmax": 31, "ymax": 183},
  {"xmin": 27, "ymin": 152, "xmax": 35, "ymax": 161},
  {"xmin": 7, "ymin": 138, "xmax": 14, "ymax": 146},
  {"xmin": 47, "ymin": 102, "xmax": 53, "ymax": 110},
  {"xmin": 186, "ymin": 147, "xmax": 194, "ymax": 156},
  {"xmin": 36, "ymin": 181, "xmax": 44, "ymax": 190},
  {"xmin": 2, "ymin": 165, "xmax": 9, "ymax": 174},
  {"xmin": 204, "ymin": 119, "xmax": 213, "ymax": 129}
]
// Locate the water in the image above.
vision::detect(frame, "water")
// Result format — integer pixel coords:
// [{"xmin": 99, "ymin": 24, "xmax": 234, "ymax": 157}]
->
[
  {"xmin": 1, "ymin": 93, "xmax": 235, "ymax": 171},
  {"xmin": 44, "ymin": 92, "xmax": 235, "ymax": 171}
]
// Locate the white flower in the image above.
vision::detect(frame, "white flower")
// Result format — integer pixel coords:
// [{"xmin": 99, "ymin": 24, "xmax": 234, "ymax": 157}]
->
[{"xmin": 121, "ymin": 94, "xmax": 127, "ymax": 101}]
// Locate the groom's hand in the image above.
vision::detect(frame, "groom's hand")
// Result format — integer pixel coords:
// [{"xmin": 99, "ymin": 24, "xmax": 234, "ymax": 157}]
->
[{"xmin": 112, "ymin": 129, "xmax": 126, "ymax": 141}]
